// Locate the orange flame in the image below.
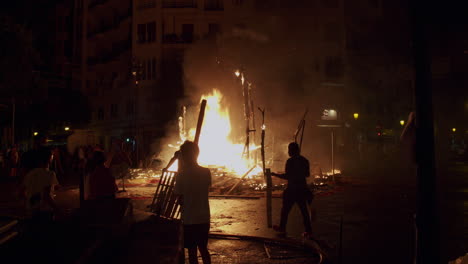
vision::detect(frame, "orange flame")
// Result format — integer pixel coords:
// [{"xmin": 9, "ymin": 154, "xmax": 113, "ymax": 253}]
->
[{"xmin": 170, "ymin": 89, "xmax": 260, "ymax": 176}]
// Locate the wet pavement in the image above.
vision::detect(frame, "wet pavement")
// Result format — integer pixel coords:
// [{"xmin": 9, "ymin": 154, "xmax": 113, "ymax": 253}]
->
[{"xmin": 1, "ymin": 158, "xmax": 467, "ymax": 263}]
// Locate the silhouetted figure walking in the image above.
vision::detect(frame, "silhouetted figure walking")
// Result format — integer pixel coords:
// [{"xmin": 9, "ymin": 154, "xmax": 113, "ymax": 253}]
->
[{"xmin": 272, "ymin": 142, "xmax": 314, "ymax": 237}]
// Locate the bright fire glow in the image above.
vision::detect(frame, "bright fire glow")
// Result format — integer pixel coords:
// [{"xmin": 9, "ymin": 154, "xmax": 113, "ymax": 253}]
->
[{"xmin": 169, "ymin": 89, "xmax": 259, "ymax": 176}]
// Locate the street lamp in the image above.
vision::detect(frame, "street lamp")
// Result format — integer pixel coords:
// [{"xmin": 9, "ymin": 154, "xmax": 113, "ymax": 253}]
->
[
  {"xmin": 400, "ymin": 120, "xmax": 405, "ymax": 126},
  {"xmin": 64, "ymin": 127, "xmax": 70, "ymax": 131},
  {"xmin": 33, "ymin": 132, "xmax": 38, "ymax": 136},
  {"xmin": 353, "ymin": 113, "xmax": 359, "ymax": 120},
  {"xmin": 452, "ymin": 128, "xmax": 456, "ymax": 132},
  {"xmin": 234, "ymin": 70, "xmax": 240, "ymax": 77}
]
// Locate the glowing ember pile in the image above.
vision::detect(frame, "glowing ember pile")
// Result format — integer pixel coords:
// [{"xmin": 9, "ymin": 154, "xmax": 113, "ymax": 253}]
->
[{"xmin": 169, "ymin": 89, "xmax": 262, "ymax": 177}]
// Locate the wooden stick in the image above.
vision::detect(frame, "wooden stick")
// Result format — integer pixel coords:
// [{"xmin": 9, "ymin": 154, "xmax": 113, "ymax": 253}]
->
[
  {"xmin": 258, "ymin": 107, "xmax": 266, "ymax": 175},
  {"xmin": 294, "ymin": 109, "xmax": 308, "ymax": 142},
  {"xmin": 266, "ymin": 168, "xmax": 272, "ymax": 228},
  {"xmin": 194, "ymin": 99, "xmax": 207, "ymax": 145},
  {"xmin": 226, "ymin": 166, "xmax": 256, "ymax": 195},
  {"xmin": 300, "ymin": 120, "xmax": 306, "ymax": 152}
]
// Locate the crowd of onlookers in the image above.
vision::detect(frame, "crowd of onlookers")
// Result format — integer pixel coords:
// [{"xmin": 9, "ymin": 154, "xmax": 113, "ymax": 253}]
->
[{"xmin": 0, "ymin": 135, "xmax": 134, "ymax": 222}]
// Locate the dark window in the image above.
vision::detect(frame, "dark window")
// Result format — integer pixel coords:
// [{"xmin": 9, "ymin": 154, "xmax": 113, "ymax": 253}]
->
[
  {"xmin": 181, "ymin": 24, "xmax": 194, "ymax": 43},
  {"xmin": 111, "ymin": 104, "xmax": 118, "ymax": 118},
  {"xmin": 98, "ymin": 107, "xmax": 104, "ymax": 120},
  {"xmin": 147, "ymin": 22, "xmax": 156, "ymax": 42},
  {"xmin": 137, "ymin": 24, "xmax": 146, "ymax": 43},
  {"xmin": 208, "ymin": 23, "xmax": 220, "ymax": 36}
]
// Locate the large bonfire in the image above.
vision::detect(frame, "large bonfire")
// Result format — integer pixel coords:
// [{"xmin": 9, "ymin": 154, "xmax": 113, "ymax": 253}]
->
[{"xmin": 169, "ymin": 89, "xmax": 261, "ymax": 176}]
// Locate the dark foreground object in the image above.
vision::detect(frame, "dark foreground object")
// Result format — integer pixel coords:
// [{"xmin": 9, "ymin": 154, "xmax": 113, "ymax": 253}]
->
[{"xmin": 0, "ymin": 198, "xmax": 181, "ymax": 264}]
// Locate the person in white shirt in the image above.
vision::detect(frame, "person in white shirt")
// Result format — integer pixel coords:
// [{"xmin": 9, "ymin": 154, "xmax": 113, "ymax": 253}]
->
[
  {"xmin": 22, "ymin": 147, "xmax": 60, "ymax": 221},
  {"xmin": 174, "ymin": 141, "xmax": 211, "ymax": 264}
]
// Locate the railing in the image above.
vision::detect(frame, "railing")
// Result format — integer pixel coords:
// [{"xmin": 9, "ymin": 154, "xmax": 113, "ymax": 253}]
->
[
  {"xmin": 162, "ymin": 0, "xmax": 197, "ymax": 8},
  {"xmin": 204, "ymin": 0, "xmax": 224, "ymax": 10}
]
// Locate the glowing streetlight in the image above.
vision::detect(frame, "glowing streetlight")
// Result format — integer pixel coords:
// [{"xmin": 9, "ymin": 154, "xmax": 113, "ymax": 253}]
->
[
  {"xmin": 33, "ymin": 132, "xmax": 38, "ymax": 136},
  {"xmin": 64, "ymin": 127, "xmax": 70, "ymax": 131},
  {"xmin": 234, "ymin": 70, "xmax": 240, "ymax": 77},
  {"xmin": 452, "ymin": 128, "xmax": 456, "ymax": 132},
  {"xmin": 353, "ymin": 113, "xmax": 359, "ymax": 120},
  {"xmin": 400, "ymin": 120, "xmax": 405, "ymax": 126}
]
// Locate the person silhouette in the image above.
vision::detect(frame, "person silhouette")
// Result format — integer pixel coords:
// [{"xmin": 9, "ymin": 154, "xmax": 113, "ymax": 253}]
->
[
  {"xmin": 174, "ymin": 141, "xmax": 211, "ymax": 264},
  {"xmin": 271, "ymin": 142, "xmax": 314, "ymax": 238}
]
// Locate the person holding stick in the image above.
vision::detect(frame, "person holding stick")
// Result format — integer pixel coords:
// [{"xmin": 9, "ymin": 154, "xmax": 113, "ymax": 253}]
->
[
  {"xmin": 174, "ymin": 141, "xmax": 212, "ymax": 264},
  {"xmin": 271, "ymin": 142, "xmax": 314, "ymax": 238}
]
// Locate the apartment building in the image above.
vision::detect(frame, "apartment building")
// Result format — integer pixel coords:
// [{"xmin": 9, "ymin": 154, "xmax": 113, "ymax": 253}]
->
[{"xmin": 73, "ymin": 0, "xmax": 133, "ymax": 150}]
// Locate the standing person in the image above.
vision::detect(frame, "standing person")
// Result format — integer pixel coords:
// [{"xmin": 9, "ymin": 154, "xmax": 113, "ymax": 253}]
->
[
  {"xmin": 174, "ymin": 141, "xmax": 211, "ymax": 264},
  {"xmin": 8, "ymin": 145, "xmax": 19, "ymax": 178},
  {"xmin": 108, "ymin": 139, "xmax": 132, "ymax": 191},
  {"xmin": 20, "ymin": 135, "xmax": 49, "ymax": 181},
  {"xmin": 50, "ymin": 147, "xmax": 64, "ymax": 181},
  {"xmin": 271, "ymin": 142, "xmax": 314, "ymax": 238},
  {"xmin": 88, "ymin": 151, "xmax": 117, "ymax": 200},
  {"xmin": 21, "ymin": 147, "xmax": 61, "ymax": 222}
]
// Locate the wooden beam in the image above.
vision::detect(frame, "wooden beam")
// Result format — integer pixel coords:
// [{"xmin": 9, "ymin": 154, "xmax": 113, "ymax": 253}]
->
[{"xmin": 194, "ymin": 99, "xmax": 207, "ymax": 145}]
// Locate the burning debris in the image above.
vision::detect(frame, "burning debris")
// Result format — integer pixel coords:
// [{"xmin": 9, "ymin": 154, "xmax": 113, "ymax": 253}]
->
[
  {"xmin": 127, "ymin": 164, "xmax": 338, "ymax": 197},
  {"xmin": 126, "ymin": 88, "xmax": 341, "ymax": 199}
]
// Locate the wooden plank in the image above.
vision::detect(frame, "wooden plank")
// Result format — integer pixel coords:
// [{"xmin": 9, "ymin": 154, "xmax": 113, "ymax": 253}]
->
[
  {"xmin": 194, "ymin": 99, "xmax": 207, "ymax": 145},
  {"xmin": 226, "ymin": 166, "xmax": 256, "ymax": 195},
  {"xmin": 266, "ymin": 168, "xmax": 272, "ymax": 228}
]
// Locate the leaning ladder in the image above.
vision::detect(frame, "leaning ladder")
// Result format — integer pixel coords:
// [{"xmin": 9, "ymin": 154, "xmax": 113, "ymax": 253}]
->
[{"xmin": 149, "ymin": 169, "xmax": 181, "ymax": 220}]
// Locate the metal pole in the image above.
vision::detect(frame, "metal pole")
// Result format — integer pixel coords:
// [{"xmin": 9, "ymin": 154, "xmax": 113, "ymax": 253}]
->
[
  {"xmin": 331, "ymin": 129, "xmax": 335, "ymax": 181},
  {"xmin": 409, "ymin": 0, "xmax": 439, "ymax": 262}
]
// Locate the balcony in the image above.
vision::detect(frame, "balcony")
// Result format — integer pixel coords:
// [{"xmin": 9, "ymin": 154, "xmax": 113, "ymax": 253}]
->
[
  {"xmin": 204, "ymin": 0, "xmax": 224, "ymax": 10},
  {"xmin": 162, "ymin": 0, "xmax": 197, "ymax": 8}
]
